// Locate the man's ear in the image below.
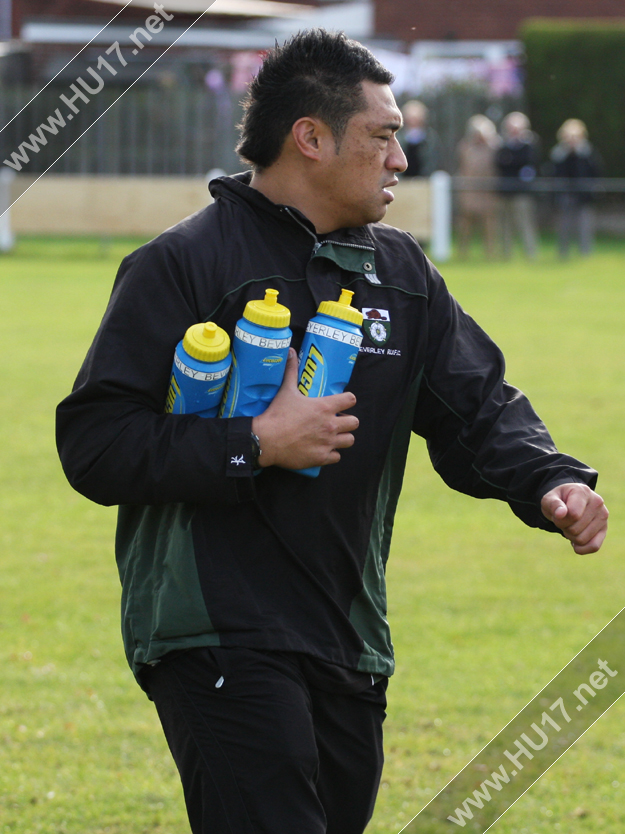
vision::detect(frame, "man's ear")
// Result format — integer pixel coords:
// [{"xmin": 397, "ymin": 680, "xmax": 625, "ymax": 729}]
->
[{"xmin": 291, "ymin": 117, "xmax": 333, "ymax": 162}]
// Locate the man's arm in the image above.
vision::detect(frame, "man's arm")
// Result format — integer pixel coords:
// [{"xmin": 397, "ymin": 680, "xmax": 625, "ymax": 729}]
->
[
  {"xmin": 57, "ymin": 239, "xmax": 361, "ymax": 506},
  {"xmin": 412, "ymin": 258, "xmax": 603, "ymax": 538},
  {"xmin": 541, "ymin": 482, "xmax": 608, "ymax": 554},
  {"xmin": 56, "ymin": 238, "xmax": 257, "ymax": 507}
]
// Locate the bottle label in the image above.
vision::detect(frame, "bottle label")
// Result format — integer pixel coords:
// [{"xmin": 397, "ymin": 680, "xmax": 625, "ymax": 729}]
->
[
  {"xmin": 298, "ymin": 343, "xmax": 326, "ymax": 397},
  {"xmin": 305, "ymin": 320, "xmax": 363, "ymax": 347},
  {"xmin": 234, "ymin": 326, "xmax": 291, "ymax": 350},
  {"xmin": 174, "ymin": 353, "xmax": 230, "ymax": 382},
  {"xmin": 165, "ymin": 374, "xmax": 181, "ymax": 413}
]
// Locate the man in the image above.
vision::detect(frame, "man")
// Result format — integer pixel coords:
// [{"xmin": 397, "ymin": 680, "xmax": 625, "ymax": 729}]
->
[{"xmin": 56, "ymin": 30, "xmax": 608, "ymax": 834}]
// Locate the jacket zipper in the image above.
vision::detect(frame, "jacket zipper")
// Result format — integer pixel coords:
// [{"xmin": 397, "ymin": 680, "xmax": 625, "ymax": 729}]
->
[
  {"xmin": 282, "ymin": 207, "xmax": 375, "ymax": 255},
  {"xmin": 283, "ymin": 207, "xmax": 319, "ymax": 253},
  {"xmin": 321, "ymin": 240, "xmax": 375, "ymax": 252}
]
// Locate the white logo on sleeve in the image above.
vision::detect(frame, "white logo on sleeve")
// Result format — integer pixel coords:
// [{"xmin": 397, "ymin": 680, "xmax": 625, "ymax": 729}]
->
[{"xmin": 230, "ymin": 455, "xmax": 246, "ymax": 466}]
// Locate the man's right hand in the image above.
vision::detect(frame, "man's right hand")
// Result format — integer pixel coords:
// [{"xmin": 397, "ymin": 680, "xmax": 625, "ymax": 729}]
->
[{"xmin": 252, "ymin": 348, "xmax": 359, "ymax": 471}]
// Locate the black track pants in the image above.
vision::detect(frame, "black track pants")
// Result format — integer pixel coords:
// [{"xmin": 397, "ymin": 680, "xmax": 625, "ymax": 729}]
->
[{"xmin": 143, "ymin": 647, "xmax": 387, "ymax": 834}]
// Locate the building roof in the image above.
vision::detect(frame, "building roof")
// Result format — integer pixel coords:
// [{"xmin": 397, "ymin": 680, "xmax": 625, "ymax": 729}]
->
[
  {"xmin": 16, "ymin": 0, "xmax": 372, "ymax": 50},
  {"xmin": 91, "ymin": 0, "xmax": 314, "ymax": 18}
]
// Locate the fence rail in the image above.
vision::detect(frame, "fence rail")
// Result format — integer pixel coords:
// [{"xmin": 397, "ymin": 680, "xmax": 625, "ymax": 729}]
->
[{"xmin": 452, "ymin": 176, "xmax": 625, "ymax": 193}]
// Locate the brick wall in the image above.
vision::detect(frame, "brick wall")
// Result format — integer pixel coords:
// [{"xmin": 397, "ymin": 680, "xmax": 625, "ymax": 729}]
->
[{"xmin": 375, "ymin": 0, "xmax": 625, "ymax": 41}]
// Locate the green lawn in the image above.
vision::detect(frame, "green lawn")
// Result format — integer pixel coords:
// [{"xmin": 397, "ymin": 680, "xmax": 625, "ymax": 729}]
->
[{"xmin": 1, "ymin": 236, "xmax": 623, "ymax": 834}]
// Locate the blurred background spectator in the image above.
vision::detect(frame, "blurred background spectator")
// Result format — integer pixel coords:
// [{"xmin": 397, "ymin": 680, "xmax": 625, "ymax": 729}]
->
[
  {"xmin": 549, "ymin": 119, "xmax": 602, "ymax": 258},
  {"xmin": 399, "ymin": 99, "xmax": 439, "ymax": 178},
  {"xmin": 496, "ymin": 111, "xmax": 540, "ymax": 259},
  {"xmin": 455, "ymin": 114, "xmax": 500, "ymax": 258}
]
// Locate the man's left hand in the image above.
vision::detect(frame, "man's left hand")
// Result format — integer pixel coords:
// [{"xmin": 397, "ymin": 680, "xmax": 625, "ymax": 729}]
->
[{"xmin": 541, "ymin": 483, "xmax": 608, "ymax": 554}]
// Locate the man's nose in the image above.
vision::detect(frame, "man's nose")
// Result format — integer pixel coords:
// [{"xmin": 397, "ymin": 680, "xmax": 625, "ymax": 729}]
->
[{"xmin": 387, "ymin": 136, "xmax": 408, "ymax": 173}]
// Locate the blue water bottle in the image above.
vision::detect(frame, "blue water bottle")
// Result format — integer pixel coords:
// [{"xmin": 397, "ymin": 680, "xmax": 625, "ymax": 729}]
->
[
  {"xmin": 220, "ymin": 288, "xmax": 292, "ymax": 418},
  {"xmin": 295, "ymin": 288, "xmax": 364, "ymax": 477},
  {"xmin": 165, "ymin": 321, "xmax": 232, "ymax": 417}
]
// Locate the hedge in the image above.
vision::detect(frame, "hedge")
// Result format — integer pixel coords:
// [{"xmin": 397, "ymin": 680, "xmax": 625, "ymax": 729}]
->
[{"xmin": 520, "ymin": 18, "xmax": 625, "ymax": 176}]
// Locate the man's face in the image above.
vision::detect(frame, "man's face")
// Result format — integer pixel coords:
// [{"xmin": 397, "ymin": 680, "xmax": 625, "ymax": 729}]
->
[{"xmin": 318, "ymin": 81, "xmax": 407, "ymax": 231}]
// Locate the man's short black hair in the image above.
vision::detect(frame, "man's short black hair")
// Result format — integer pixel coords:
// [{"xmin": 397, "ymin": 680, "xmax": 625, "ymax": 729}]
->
[{"xmin": 236, "ymin": 29, "xmax": 394, "ymax": 172}]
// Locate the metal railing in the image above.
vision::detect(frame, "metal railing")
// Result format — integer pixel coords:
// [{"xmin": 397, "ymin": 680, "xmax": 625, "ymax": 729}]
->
[{"xmin": 452, "ymin": 176, "xmax": 625, "ymax": 194}]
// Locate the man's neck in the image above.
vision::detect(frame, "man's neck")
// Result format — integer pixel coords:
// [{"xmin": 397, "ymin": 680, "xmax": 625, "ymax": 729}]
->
[{"xmin": 249, "ymin": 167, "xmax": 338, "ymax": 234}]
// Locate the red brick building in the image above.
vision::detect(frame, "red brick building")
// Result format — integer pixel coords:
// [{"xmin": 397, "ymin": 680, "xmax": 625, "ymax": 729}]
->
[{"xmin": 375, "ymin": 0, "xmax": 625, "ymax": 41}]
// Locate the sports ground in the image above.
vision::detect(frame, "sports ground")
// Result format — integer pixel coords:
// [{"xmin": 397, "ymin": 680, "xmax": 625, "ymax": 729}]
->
[{"xmin": 1, "ymin": 235, "xmax": 624, "ymax": 833}]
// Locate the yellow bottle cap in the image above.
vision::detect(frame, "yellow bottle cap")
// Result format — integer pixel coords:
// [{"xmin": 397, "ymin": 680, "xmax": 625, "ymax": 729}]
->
[
  {"xmin": 243, "ymin": 288, "xmax": 291, "ymax": 328},
  {"xmin": 182, "ymin": 321, "xmax": 230, "ymax": 363},
  {"xmin": 317, "ymin": 289, "xmax": 363, "ymax": 326}
]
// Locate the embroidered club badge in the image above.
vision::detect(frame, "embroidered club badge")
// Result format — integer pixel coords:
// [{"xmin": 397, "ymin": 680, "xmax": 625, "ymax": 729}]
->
[{"xmin": 362, "ymin": 308, "xmax": 391, "ymax": 346}]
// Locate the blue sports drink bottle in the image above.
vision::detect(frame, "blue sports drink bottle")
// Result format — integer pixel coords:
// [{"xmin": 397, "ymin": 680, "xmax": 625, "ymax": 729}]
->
[
  {"xmin": 165, "ymin": 321, "xmax": 231, "ymax": 418},
  {"xmin": 220, "ymin": 288, "xmax": 292, "ymax": 418},
  {"xmin": 295, "ymin": 288, "xmax": 364, "ymax": 477}
]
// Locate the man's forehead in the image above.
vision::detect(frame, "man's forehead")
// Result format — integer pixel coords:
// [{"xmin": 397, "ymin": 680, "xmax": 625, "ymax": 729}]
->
[{"xmin": 359, "ymin": 81, "xmax": 403, "ymax": 128}]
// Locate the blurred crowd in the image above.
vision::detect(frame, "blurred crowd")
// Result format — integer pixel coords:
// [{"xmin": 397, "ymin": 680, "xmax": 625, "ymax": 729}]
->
[{"xmin": 398, "ymin": 101, "xmax": 603, "ymax": 259}]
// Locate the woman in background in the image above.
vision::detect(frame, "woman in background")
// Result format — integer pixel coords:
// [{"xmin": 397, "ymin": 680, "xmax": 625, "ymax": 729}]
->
[
  {"xmin": 550, "ymin": 119, "xmax": 601, "ymax": 258},
  {"xmin": 399, "ymin": 99, "xmax": 439, "ymax": 178},
  {"xmin": 496, "ymin": 111, "xmax": 540, "ymax": 260},
  {"xmin": 456, "ymin": 115, "xmax": 501, "ymax": 258}
]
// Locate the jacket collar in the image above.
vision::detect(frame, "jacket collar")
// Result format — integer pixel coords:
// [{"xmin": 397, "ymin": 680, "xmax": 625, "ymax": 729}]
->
[{"xmin": 208, "ymin": 172, "xmax": 376, "ymax": 253}]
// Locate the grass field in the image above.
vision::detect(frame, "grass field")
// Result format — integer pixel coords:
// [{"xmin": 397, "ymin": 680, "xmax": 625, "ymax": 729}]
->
[{"xmin": 1, "ymin": 235, "xmax": 624, "ymax": 834}]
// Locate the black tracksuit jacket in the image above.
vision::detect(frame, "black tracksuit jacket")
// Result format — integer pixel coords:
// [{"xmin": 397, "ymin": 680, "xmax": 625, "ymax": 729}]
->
[{"xmin": 56, "ymin": 173, "xmax": 597, "ymax": 684}]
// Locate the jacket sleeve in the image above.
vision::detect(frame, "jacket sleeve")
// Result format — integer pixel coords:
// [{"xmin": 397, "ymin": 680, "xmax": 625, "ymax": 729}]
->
[
  {"xmin": 56, "ymin": 236, "xmax": 255, "ymax": 507},
  {"xmin": 412, "ymin": 259, "xmax": 598, "ymax": 531}
]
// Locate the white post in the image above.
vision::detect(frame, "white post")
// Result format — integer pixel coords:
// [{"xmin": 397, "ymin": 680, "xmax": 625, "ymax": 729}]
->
[
  {"xmin": 430, "ymin": 170, "xmax": 452, "ymax": 263},
  {"xmin": 0, "ymin": 168, "xmax": 16, "ymax": 253}
]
